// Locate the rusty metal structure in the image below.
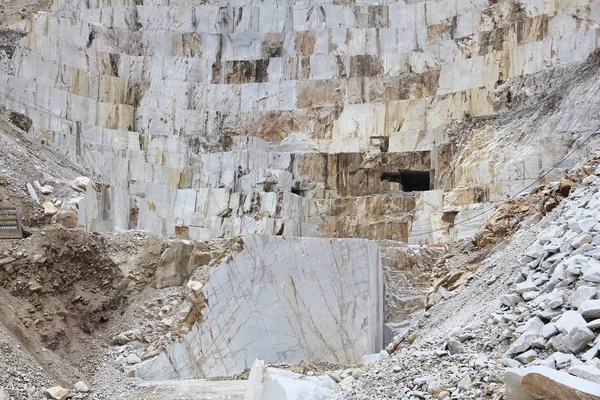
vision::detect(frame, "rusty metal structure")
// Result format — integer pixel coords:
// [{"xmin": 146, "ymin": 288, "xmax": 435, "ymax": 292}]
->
[{"xmin": 0, "ymin": 207, "xmax": 23, "ymax": 239}]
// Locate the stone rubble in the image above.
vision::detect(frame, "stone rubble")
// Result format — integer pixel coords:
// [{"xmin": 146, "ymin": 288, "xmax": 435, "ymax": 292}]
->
[{"xmin": 338, "ymin": 155, "xmax": 600, "ymax": 399}]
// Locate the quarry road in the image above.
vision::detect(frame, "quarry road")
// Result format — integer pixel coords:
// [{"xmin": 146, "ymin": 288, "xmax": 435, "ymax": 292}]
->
[{"xmin": 128, "ymin": 379, "xmax": 247, "ymax": 400}]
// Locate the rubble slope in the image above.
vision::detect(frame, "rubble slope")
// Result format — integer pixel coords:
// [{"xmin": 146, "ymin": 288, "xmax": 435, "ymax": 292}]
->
[{"xmin": 340, "ymin": 154, "xmax": 600, "ymax": 398}]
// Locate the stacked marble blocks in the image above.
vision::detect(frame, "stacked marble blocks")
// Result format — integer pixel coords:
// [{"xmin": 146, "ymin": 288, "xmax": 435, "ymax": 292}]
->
[
  {"xmin": 3, "ymin": 0, "xmax": 600, "ymax": 243},
  {"xmin": 135, "ymin": 234, "xmax": 384, "ymax": 379}
]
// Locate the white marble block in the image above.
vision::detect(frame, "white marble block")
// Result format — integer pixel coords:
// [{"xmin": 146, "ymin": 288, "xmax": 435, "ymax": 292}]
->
[{"xmin": 135, "ymin": 234, "xmax": 384, "ymax": 379}]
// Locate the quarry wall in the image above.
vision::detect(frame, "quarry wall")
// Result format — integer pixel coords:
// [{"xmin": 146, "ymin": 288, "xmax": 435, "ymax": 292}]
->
[{"xmin": 2, "ymin": 0, "xmax": 600, "ymax": 244}]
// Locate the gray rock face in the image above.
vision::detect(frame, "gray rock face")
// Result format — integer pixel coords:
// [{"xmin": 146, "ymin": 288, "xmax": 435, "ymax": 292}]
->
[{"xmin": 4, "ymin": 0, "xmax": 600, "ymax": 246}]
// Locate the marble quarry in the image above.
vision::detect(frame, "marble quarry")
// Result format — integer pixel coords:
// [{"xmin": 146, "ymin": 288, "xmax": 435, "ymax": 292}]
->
[
  {"xmin": 2, "ymin": 0, "xmax": 600, "ymax": 244},
  {"xmin": 133, "ymin": 234, "xmax": 383, "ymax": 379}
]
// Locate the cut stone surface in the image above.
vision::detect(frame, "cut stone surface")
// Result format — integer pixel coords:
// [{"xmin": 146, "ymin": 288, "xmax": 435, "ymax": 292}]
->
[
  {"xmin": 136, "ymin": 235, "xmax": 383, "ymax": 379},
  {"xmin": 244, "ymin": 360, "xmax": 338, "ymax": 400},
  {"xmin": 507, "ymin": 366, "xmax": 600, "ymax": 400}
]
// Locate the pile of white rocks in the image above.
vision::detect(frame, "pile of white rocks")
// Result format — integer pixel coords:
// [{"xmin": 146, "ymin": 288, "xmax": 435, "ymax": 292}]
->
[
  {"xmin": 487, "ymin": 167, "xmax": 600, "ymax": 396},
  {"xmin": 334, "ymin": 163, "xmax": 600, "ymax": 400},
  {"xmin": 336, "ymin": 347, "xmax": 506, "ymax": 399}
]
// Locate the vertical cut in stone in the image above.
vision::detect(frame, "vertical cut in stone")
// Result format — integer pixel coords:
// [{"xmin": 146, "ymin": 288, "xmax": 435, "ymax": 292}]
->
[{"xmin": 135, "ymin": 234, "xmax": 383, "ymax": 380}]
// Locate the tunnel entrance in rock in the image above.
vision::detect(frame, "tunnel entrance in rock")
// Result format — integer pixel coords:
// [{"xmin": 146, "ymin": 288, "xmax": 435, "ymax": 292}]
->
[{"xmin": 381, "ymin": 171, "xmax": 431, "ymax": 192}]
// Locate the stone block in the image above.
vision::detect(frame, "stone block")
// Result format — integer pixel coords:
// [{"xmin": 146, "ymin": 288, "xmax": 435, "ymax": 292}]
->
[
  {"xmin": 244, "ymin": 359, "xmax": 338, "ymax": 400},
  {"xmin": 137, "ymin": 235, "xmax": 383, "ymax": 379}
]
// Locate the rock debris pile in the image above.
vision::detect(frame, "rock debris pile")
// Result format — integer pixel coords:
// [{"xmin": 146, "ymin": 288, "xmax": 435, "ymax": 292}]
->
[{"xmin": 333, "ymin": 155, "xmax": 600, "ymax": 399}]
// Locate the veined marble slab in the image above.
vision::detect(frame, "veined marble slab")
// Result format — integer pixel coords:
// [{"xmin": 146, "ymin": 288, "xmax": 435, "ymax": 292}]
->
[{"xmin": 135, "ymin": 234, "xmax": 383, "ymax": 379}]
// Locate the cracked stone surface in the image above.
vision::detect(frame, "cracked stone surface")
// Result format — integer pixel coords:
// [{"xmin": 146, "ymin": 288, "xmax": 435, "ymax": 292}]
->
[{"xmin": 135, "ymin": 234, "xmax": 383, "ymax": 379}]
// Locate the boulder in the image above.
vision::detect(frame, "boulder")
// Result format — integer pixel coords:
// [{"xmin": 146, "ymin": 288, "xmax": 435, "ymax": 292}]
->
[
  {"xmin": 42, "ymin": 201, "xmax": 58, "ymax": 216},
  {"xmin": 558, "ymin": 179, "xmax": 576, "ymax": 197},
  {"xmin": 579, "ymin": 300, "xmax": 600, "ymax": 320},
  {"xmin": 457, "ymin": 375, "xmax": 471, "ymax": 391},
  {"xmin": 523, "ymin": 291, "xmax": 540, "ymax": 301},
  {"xmin": 506, "ymin": 366, "xmax": 600, "ymax": 400},
  {"xmin": 446, "ymin": 339, "xmax": 464, "ymax": 355},
  {"xmin": 583, "ymin": 266, "xmax": 600, "ymax": 283},
  {"xmin": 547, "ymin": 293, "xmax": 565, "ymax": 309},
  {"xmin": 0, "ymin": 257, "xmax": 15, "ymax": 266},
  {"xmin": 53, "ymin": 210, "xmax": 78, "ymax": 228},
  {"xmin": 561, "ymin": 326, "xmax": 596, "ymax": 353},
  {"xmin": 570, "ymin": 286, "xmax": 598, "ymax": 308},
  {"xmin": 555, "ymin": 311, "xmax": 588, "ymax": 334},
  {"xmin": 551, "ymin": 352, "xmax": 582, "ymax": 369},
  {"xmin": 244, "ymin": 360, "xmax": 338, "ymax": 400},
  {"xmin": 74, "ymin": 381, "xmax": 89, "ymax": 393},
  {"xmin": 70, "ymin": 177, "xmax": 91, "ymax": 192},
  {"xmin": 509, "ymin": 330, "xmax": 539, "ymax": 354},
  {"xmin": 42, "ymin": 386, "xmax": 70, "ymax": 400},
  {"xmin": 516, "ymin": 317, "xmax": 545, "ymax": 334},
  {"xmin": 362, "ymin": 350, "xmax": 389, "ymax": 364},
  {"xmin": 516, "ymin": 280, "xmax": 539, "ymax": 294},
  {"xmin": 500, "ymin": 294, "xmax": 522, "ymax": 307},
  {"xmin": 587, "ymin": 319, "xmax": 600, "ymax": 330},
  {"xmin": 515, "ymin": 349, "xmax": 538, "ymax": 364},
  {"xmin": 34, "ymin": 181, "xmax": 54, "ymax": 195},
  {"xmin": 583, "ymin": 344, "xmax": 600, "ymax": 361},
  {"xmin": 126, "ymin": 354, "xmax": 142, "ymax": 364},
  {"xmin": 542, "ymin": 323, "xmax": 559, "ymax": 339},
  {"xmin": 155, "ymin": 241, "xmax": 195, "ymax": 289},
  {"xmin": 502, "ymin": 358, "xmax": 521, "ymax": 368},
  {"xmin": 531, "ymin": 337, "xmax": 549, "ymax": 349},
  {"xmin": 572, "ymin": 234, "xmax": 593, "ymax": 249}
]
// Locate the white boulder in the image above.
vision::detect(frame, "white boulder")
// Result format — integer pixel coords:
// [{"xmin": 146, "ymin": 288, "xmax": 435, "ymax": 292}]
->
[{"xmin": 244, "ymin": 360, "xmax": 339, "ymax": 400}]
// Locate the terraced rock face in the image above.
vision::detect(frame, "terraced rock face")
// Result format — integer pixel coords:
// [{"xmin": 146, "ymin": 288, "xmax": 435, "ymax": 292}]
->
[{"xmin": 1, "ymin": 0, "xmax": 600, "ymax": 243}]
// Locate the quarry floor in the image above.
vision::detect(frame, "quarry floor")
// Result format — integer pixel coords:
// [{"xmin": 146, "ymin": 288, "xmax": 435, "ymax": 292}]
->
[{"xmin": 130, "ymin": 380, "xmax": 246, "ymax": 400}]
